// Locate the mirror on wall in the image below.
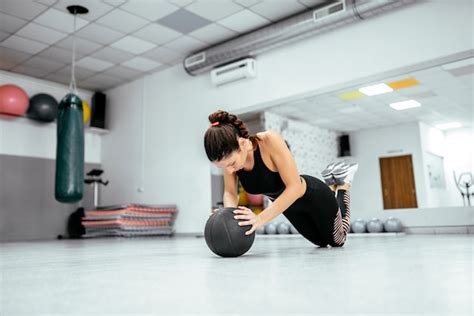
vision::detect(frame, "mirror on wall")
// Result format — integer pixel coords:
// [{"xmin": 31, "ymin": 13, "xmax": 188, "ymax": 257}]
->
[{"xmin": 235, "ymin": 57, "xmax": 473, "ymax": 210}]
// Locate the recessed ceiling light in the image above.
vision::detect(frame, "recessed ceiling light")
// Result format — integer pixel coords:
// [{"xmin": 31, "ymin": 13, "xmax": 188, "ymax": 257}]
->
[
  {"xmin": 389, "ymin": 99, "xmax": 421, "ymax": 110},
  {"xmin": 359, "ymin": 83, "xmax": 393, "ymax": 96},
  {"xmin": 387, "ymin": 78, "xmax": 419, "ymax": 90},
  {"xmin": 435, "ymin": 122, "xmax": 462, "ymax": 130},
  {"xmin": 337, "ymin": 90, "xmax": 365, "ymax": 101}
]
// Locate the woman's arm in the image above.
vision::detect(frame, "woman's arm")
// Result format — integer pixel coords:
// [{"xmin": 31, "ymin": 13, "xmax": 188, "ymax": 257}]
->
[
  {"xmin": 234, "ymin": 131, "xmax": 305, "ymax": 234},
  {"xmin": 223, "ymin": 169, "xmax": 239, "ymax": 207},
  {"xmin": 257, "ymin": 131, "xmax": 305, "ymax": 224}
]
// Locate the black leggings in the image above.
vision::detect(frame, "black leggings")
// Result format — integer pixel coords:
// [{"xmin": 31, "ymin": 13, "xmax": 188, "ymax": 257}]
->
[{"xmin": 282, "ymin": 175, "xmax": 351, "ymax": 247}]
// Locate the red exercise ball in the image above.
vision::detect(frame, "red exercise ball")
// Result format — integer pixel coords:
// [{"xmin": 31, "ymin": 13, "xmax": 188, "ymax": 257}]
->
[
  {"xmin": 247, "ymin": 193, "xmax": 263, "ymax": 206},
  {"xmin": 0, "ymin": 84, "xmax": 29, "ymax": 116}
]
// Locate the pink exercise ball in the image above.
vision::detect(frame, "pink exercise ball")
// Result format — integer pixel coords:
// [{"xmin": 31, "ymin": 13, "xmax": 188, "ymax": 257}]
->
[
  {"xmin": 247, "ymin": 193, "xmax": 263, "ymax": 206},
  {"xmin": 0, "ymin": 84, "xmax": 29, "ymax": 116}
]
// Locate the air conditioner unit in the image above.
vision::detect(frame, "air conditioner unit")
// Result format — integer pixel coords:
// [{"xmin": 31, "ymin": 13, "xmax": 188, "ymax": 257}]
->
[{"xmin": 211, "ymin": 58, "xmax": 256, "ymax": 86}]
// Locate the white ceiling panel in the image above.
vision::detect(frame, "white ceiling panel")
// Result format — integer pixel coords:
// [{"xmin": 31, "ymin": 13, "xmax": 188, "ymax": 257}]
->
[
  {"xmin": 163, "ymin": 35, "xmax": 207, "ymax": 53},
  {"xmin": 133, "ymin": 23, "xmax": 182, "ymax": 45},
  {"xmin": 0, "ymin": 46, "xmax": 32, "ymax": 70},
  {"xmin": 189, "ymin": 23, "xmax": 238, "ymax": 45},
  {"xmin": 11, "ymin": 64, "xmax": 53, "ymax": 77},
  {"xmin": 16, "ymin": 23, "xmax": 68, "ymax": 45},
  {"xmin": 54, "ymin": 65, "xmax": 95, "ymax": 80},
  {"xmin": 0, "ymin": 30, "xmax": 10, "ymax": 42},
  {"xmin": 34, "ymin": 8, "xmax": 89, "ymax": 33},
  {"xmin": 95, "ymin": 9, "xmax": 149, "ymax": 34},
  {"xmin": 0, "ymin": 12, "xmax": 29, "ymax": 33},
  {"xmin": 250, "ymin": 1, "xmax": 306, "ymax": 21},
  {"xmin": 120, "ymin": 1, "xmax": 180, "ymax": 21},
  {"xmin": 35, "ymin": 0, "xmax": 58, "ymax": 5},
  {"xmin": 218, "ymin": 9, "xmax": 269, "ymax": 33},
  {"xmin": 101, "ymin": 65, "xmax": 142, "ymax": 79},
  {"xmin": 0, "ymin": 0, "xmax": 48, "ymax": 20},
  {"xmin": 0, "ymin": 35, "xmax": 48, "ymax": 54},
  {"xmin": 75, "ymin": 23, "xmax": 125, "ymax": 45},
  {"xmin": 233, "ymin": 0, "xmax": 262, "ymax": 7},
  {"xmin": 141, "ymin": 46, "xmax": 184, "ymax": 64},
  {"xmin": 121, "ymin": 57, "xmax": 161, "ymax": 71},
  {"xmin": 90, "ymin": 46, "xmax": 134, "ymax": 64},
  {"xmin": 110, "ymin": 36, "xmax": 157, "ymax": 54},
  {"xmin": 55, "ymin": 36, "xmax": 102, "ymax": 55},
  {"xmin": 103, "ymin": 0, "xmax": 127, "ymax": 6},
  {"xmin": 38, "ymin": 46, "xmax": 82, "ymax": 64},
  {"xmin": 186, "ymin": 1, "xmax": 244, "ymax": 21},
  {"xmin": 167, "ymin": 0, "xmax": 196, "ymax": 7},
  {"xmin": 152, "ymin": 64, "xmax": 172, "ymax": 73},
  {"xmin": 395, "ymin": 85, "xmax": 431, "ymax": 97},
  {"xmin": 45, "ymin": 71, "xmax": 73, "ymax": 85},
  {"xmin": 76, "ymin": 56, "xmax": 114, "ymax": 71},
  {"xmin": 22, "ymin": 56, "xmax": 65, "ymax": 72}
]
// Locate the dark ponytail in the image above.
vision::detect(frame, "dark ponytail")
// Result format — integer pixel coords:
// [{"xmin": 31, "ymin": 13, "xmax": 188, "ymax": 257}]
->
[{"xmin": 204, "ymin": 110, "xmax": 260, "ymax": 162}]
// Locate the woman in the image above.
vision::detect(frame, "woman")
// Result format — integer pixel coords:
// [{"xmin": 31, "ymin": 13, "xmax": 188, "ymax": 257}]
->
[{"xmin": 204, "ymin": 110, "xmax": 358, "ymax": 247}]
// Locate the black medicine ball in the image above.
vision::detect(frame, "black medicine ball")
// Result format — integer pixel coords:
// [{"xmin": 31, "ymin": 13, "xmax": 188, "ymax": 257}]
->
[
  {"xmin": 27, "ymin": 93, "xmax": 59, "ymax": 122},
  {"xmin": 205, "ymin": 207, "xmax": 255, "ymax": 257}
]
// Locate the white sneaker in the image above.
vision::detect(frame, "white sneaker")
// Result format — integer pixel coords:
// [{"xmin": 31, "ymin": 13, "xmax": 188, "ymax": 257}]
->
[
  {"xmin": 321, "ymin": 162, "xmax": 346, "ymax": 185},
  {"xmin": 333, "ymin": 163, "xmax": 359, "ymax": 186}
]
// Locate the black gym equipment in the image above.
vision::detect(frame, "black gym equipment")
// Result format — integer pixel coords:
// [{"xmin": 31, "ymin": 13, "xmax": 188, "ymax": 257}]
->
[
  {"xmin": 55, "ymin": 94, "xmax": 84, "ymax": 203},
  {"xmin": 55, "ymin": 5, "xmax": 88, "ymax": 204},
  {"xmin": 453, "ymin": 171, "xmax": 473, "ymax": 206},
  {"xmin": 84, "ymin": 169, "xmax": 109, "ymax": 208},
  {"xmin": 27, "ymin": 93, "xmax": 58, "ymax": 122},
  {"xmin": 67, "ymin": 207, "xmax": 86, "ymax": 239},
  {"xmin": 204, "ymin": 207, "xmax": 255, "ymax": 257}
]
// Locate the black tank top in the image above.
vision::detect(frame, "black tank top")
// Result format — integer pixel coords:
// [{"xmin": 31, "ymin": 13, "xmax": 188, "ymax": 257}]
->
[{"xmin": 236, "ymin": 144, "xmax": 285, "ymax": 199}]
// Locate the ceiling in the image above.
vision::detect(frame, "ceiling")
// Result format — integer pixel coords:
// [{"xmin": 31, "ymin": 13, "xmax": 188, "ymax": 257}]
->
[
  {"xmin": 0, "ymin": 0, "xmax": 325, "ymax": 91},
  {"xmin": 265, "ymin": 57, "xmax": 474, "ymax": 132}
]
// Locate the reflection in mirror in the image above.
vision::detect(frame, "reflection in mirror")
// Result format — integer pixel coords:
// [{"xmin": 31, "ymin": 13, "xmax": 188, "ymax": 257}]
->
[{"xmin": 238, "ymin": 57, "xmax": 473, "ymax": 211}]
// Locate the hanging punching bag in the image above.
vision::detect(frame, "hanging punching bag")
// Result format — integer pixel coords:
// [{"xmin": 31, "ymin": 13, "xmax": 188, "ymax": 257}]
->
[{"xmin": 55, "ymin": 93, "xmax": 84, "ymax": 203}]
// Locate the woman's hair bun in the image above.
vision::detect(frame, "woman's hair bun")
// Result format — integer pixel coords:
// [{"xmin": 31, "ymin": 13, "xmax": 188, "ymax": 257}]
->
[{"xmin": 208, "ymin": 110, "xmax": 248, "ymax": 138}]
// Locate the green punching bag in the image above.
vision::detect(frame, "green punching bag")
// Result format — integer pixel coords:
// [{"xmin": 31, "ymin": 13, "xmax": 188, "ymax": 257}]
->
[{"xmin": 55, "ymin": 93, "xmax": 84, "ymax": 203}]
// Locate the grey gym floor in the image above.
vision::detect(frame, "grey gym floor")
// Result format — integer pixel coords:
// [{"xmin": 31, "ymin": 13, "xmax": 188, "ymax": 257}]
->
[{"xmin": 1, "ymin": 234, "xmax": 472, "ymax": 316}]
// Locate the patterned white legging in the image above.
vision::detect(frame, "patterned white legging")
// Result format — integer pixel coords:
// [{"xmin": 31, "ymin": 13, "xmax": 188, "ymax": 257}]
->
[{"xmin": 332, "ymin": 190, "xmax": 351, "ymax": 246}]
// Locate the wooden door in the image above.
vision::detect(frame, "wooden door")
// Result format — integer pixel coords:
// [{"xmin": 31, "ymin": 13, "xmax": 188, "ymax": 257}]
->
[{"xmin": 379, "ymin": 155, "xmax": 418, "ymax": 209}]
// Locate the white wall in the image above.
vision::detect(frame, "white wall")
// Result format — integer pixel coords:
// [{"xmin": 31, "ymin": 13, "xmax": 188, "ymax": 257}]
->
[
  {"xmin": 419, "ymin": 122, "xmax": 450, "ymax": 207},
  {"xmin": 0, "ymin": 70, "xmax": 100, "ymax": 163},
  {"xmin": 102, "ymin": 1, "xmax": 474, "ymax": 233},
  {"xmin": 100, "ymin": 78, "xmax": 145, "ymax": 205},
  {"xmin": 418, "ymin": 123, "xmax": 473, "ymax": 208},
  {"xmin": 349, "ymin": 121, "xmax": 426, "ymax": 215}
]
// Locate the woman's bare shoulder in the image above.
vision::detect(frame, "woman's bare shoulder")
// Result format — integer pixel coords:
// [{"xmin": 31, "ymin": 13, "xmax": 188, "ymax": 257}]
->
[{"xmin": 256, "ymin": 130, "xmax": 283, "ymax": 144}]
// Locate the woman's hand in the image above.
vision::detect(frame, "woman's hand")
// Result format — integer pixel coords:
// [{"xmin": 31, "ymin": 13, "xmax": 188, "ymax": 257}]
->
[{"xmin": 233, "ymin": 206, "xmax": 263, "ymax": 235}]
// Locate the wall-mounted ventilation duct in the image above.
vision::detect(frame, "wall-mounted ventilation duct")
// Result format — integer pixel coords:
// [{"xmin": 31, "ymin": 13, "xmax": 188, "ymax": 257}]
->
[{"xmin": 184, "ymin": 0, "xmax": 413, "ymax": 76}]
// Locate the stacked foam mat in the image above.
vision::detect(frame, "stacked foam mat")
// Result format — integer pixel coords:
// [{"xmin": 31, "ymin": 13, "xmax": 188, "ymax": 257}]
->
[{"xmin": 82, "ymin": 204, "xmax": 177, "ymax": 238}]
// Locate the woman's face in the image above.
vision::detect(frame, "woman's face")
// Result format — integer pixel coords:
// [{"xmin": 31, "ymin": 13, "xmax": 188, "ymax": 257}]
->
[{"xmin": 214, "ymin": 138, "xmax": 248, "ymax": 173}]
